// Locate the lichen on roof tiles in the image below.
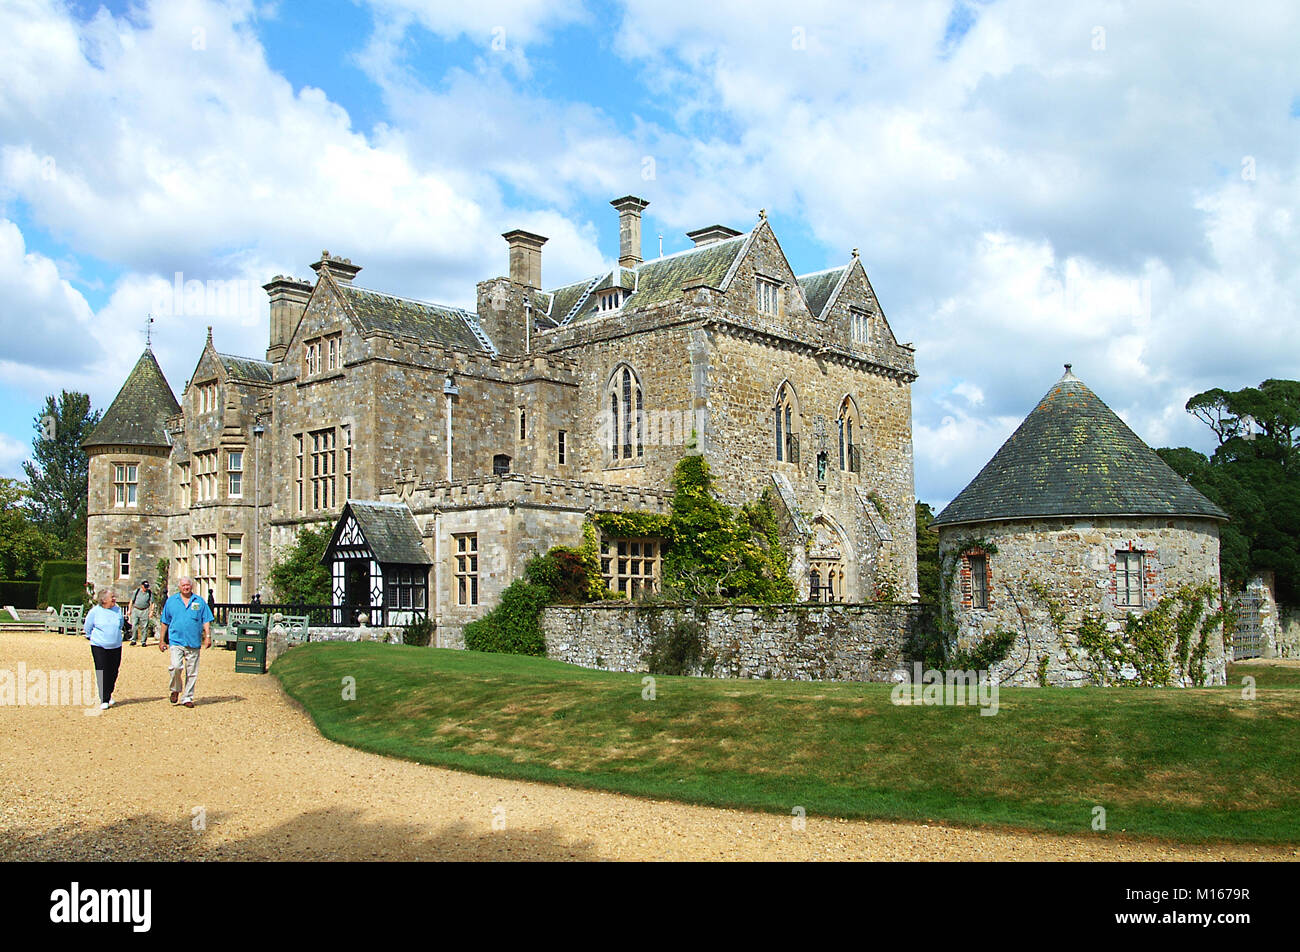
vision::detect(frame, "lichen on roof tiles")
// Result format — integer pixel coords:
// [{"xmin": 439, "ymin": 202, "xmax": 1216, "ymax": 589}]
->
[
  {"xmin": 340, "ymin": 286, "xmax": 485, "ymax": 351},
  {"xmin": 933, "ymin": 370, "xmax": 1228, "ymax": 526},
  {"xmin": 83, "ymin": 349, "xmax": 180, "ymax": 448}
]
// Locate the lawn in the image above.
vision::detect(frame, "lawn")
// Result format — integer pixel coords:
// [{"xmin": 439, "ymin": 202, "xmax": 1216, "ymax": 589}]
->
[{"xmin": 273, "ymin": 643, "xmax": 1300, "ymax": 843}]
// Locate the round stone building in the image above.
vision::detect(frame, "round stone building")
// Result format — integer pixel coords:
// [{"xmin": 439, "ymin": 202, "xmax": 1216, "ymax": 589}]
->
[{"xmin": 932, "ymin": 366, "xmax": 1228, "ymax": 687}]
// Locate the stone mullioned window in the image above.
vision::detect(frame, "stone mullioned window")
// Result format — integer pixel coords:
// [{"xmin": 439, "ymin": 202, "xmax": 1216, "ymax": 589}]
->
[
  {"xmin": 454, "ymin": 533, "xmax": 478, "ymax": 606},
  {"xmin": 112, "ymin": 462, "xmax": 138, "ymax": 507},
  {"xmin": 194, "ymin": 451, "xmax": 218, "ymax": 503},
  {"xmin": 601, "ymin": 538, "xmax": 661, "ymax": 598}
]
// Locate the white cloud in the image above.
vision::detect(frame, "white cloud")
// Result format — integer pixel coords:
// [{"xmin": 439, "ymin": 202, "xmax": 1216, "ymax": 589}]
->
[
  {"xmin": 0, "ymin": 432, "xmax": 29, "ymax": 479},
  {"xmin": 0, "ymin": 219, "xmax": 96, "ymax": 370}
]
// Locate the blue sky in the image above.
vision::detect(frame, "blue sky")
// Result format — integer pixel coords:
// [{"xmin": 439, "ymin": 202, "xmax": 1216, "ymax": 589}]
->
[{"xmin": 2, "ymin": 0, "xmax": 1298, "ymax": 511}]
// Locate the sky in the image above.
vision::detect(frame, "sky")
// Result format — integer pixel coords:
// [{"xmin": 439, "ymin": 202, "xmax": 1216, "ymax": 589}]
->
[{"xmin": 1, "ymin": 0, "xmax": 1297, "ymax": 511}]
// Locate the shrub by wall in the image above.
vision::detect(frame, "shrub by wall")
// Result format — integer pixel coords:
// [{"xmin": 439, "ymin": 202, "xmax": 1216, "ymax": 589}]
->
[
  {"xmin": 0, "ymin": 580, "xmax": 40, "ymax": 608},
  {"xmin": 38, "ymin": 560, "xmax": 87, "ymax": 609}
]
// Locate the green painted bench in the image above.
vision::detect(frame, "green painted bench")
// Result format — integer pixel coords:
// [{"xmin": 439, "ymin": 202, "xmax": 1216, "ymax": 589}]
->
[
  {"xmin": 50, "ymin": 603, "xmax": 85, "ymax": 636},
  {"xmin": 211, "ymin": 611, "xmax": 267, "ymax": 649},
  {"xmin": 277, "ymin": 614, "xmax": 311, "ymax": 647}
]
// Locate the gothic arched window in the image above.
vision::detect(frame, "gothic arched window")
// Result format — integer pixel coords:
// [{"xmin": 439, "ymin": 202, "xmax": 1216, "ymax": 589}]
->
[
  {"xmin": 774, "ymin": 383, "xmax": 800, "ymax": 463},
  {"xmin": 607, "ymin": 365, "xmax": 644, "ymax": 462},
  {"xmin": 837, "ymin": 397, "xmax": 861, "ymax": 472}
]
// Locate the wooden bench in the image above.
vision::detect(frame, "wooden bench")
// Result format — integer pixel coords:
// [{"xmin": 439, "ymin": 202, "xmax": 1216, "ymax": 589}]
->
[{"xmin": 211, "ymin": 611, "xmax": 267, "ymax": 649}]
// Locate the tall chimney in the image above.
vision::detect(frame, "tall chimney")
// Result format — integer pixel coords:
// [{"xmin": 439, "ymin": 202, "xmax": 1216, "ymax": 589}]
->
[
  {"xmin": 310, "ymin": 250, "xmax": 362, "ymax": 286},
  {"xmin": 611, "ymin": 195, "xmax": 650, "ymax": 269},
  {"xmin": 685, "ymin": 224, "xmax": 742, "ymax": 248},
  {"xmin": 502, "ymin": 230, "xmax": 547, "ymax": 289},
  {"xmin": 263, "ymin": 275, "xmax": 313, "ymax": 362}
]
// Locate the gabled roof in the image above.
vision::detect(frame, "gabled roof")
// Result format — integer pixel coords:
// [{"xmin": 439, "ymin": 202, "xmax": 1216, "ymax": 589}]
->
[
  {"xmin": 338, "ymin": 285, "xmax": 489, "ymax": 352},
  {"xmin": 797, "ymin": 265, "xmax": 850, "ymax": 319},
  {"xmin": 83, "ymin": 348, "xmax": 180, "ymax": 449},
  {"xmin": 216, "ymin": 352, "xmax": 273, "ymax": 385},
  {"xmin": 324, "ymin": 501, "xmax": 432, "ymax": 566},
  {"xmin": 933, "ymin": 368, "xmax": 1229, "ymax": 527},
  {"xmin": 545, "ymin": 233, "xmax": 750, "ymax": 325}
]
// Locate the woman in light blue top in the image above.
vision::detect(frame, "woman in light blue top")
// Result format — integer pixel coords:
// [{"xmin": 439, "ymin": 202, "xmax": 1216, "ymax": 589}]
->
[{"xmin": 83, "ymin": 588, "xmax": 125, "ymax": 709}]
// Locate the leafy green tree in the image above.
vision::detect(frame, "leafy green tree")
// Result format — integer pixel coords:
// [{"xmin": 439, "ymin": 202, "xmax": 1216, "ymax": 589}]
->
[
  {"xmin": 1160, "ymin": 378, "xmax": 1300, "ymax": 603},
  {"xmin": 267, "ymin": 523, "xmax": 332, "ymax": 603},
  {"xmin": 22, "ymin": 391, "xmax": 99, "ymax": 558},
  {"xmin": 0, "ymin": 478, "xmax": 57, "ymax": 579},
  {"xmin": 915, "ymin": 501, "xmax": 940, "ymax": 604}
]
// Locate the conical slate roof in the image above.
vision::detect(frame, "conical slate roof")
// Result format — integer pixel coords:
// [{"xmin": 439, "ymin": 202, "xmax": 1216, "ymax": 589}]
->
[
  {"xmin": 933, "ymin": 367, "xmax": 1228, "ymax": 527},
  {"xmin": 82, "ymin": 348, "xmax": 180, "ymax": 449}
]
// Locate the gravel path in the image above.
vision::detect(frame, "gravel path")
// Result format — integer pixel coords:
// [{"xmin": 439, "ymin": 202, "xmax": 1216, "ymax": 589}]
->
[{"xmin": 2, "ymin": 632, "xmax": 1294, "ymax": 861}]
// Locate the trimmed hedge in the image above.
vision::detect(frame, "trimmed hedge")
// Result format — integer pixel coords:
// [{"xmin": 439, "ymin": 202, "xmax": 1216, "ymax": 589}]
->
[
  {"xmin": 38, "ymin": 560, "xmax": 88, "ymax": 609},
  {"xmin": 0, "ymin": 580, "xmax": 40, "ymax": 608}
]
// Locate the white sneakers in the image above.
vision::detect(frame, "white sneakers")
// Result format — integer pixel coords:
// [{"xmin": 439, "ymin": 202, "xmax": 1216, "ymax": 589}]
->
[{"xmin": 100, "ymin": 702, "xmax": 109, "ymax": 710}]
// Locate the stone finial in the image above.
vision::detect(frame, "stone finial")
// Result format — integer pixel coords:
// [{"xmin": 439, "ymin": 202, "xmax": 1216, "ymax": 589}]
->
[
  {"xmin": 852, "ymin": 247, "xmax": 859, "ymax": 258},
  {"xmin": 206, "ymin": 325, "xmax": 213, "ymax": 343},
  {"xmin": 1063, "ymin": 363, "xmax": 1074, "ymax": 377},
  {"xmin": 759, "ymin": 208, "xmax": 767, "ymax": 220}
]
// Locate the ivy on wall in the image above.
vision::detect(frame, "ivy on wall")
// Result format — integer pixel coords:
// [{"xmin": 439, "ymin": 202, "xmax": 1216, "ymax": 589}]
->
[{"xmin": 465, "ymin": 454, "xmax": 798, "ymax": 656}]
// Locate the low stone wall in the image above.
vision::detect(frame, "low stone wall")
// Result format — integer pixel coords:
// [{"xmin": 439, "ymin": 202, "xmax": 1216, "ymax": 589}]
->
[
  {"xmin": 1280, "ymin": 609, "xmax": 1300, "ymax": 660},
  {"xmin": 541, "ymin": 603, "xmax": 917, "ymax": 682},
  {"xmin": 267, "ymin": 625, "xmax": 402, "ymax": 664}
]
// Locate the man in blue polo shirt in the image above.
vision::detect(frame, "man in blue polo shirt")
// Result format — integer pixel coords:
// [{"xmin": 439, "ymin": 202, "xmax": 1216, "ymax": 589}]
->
[{"xmin": 158, "ymin": 575, "xmax": 213, "ymax": 708}]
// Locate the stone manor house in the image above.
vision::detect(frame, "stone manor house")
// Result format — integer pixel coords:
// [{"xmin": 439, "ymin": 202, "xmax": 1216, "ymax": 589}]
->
[{"xmin": 83, "ymin": 197, "xmax": 919, "ymax": 646}]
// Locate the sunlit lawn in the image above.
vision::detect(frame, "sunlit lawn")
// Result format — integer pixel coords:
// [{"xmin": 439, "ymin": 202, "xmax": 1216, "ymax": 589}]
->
[{"xmin": 274, "ymin": 643, "xmax": 1300, "ymax": 843}]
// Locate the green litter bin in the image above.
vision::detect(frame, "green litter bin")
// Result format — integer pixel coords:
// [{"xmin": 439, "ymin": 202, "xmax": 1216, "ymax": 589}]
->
[{"xmin": 234, "ymin": 620, "xmax": 268, "ymax": 674}]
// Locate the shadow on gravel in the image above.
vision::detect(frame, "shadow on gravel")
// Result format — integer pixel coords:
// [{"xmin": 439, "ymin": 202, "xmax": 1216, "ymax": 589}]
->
[{"xmin": 1, "ymin": 807, "xmax": 600, "ymax": 861}]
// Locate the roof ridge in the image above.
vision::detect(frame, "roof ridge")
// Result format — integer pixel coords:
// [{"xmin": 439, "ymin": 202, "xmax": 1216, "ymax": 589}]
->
[{"xmin": 643, "ymin": 232, "xmax": 749, "ymax": 267}]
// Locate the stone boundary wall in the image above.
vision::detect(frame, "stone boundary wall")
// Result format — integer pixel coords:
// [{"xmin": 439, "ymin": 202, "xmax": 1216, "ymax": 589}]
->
[
  {"xmin": 541, "ymin": 603, "xmax": 919, "ymax": 682},
  {"xmin": 267, "ymin": 625, "xmax": 403, "ymax": 664},
  {"xmin": 1280, "ymin": 608, "xmax": 1300, "ymax": 659}
]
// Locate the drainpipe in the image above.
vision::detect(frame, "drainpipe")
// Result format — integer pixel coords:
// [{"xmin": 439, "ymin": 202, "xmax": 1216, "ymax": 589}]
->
[
  {"xmin": 252, "ymin": 418, "xmax": 264, "ymax": 598},
  {"xmin": 433, "ymin": 511, "xmax": 442, "ymax": 649},
  {"xmin": 443, "ymin": 373, "xmax": 459, "ymax": 482}
]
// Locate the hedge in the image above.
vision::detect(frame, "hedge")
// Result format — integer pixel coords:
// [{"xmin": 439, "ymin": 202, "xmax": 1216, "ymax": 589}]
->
[
  {"xmin": 38, "ymin": 560, "xmax": 88, "ymax": 609},
  {"xmin": 0, "ymin": 580, "xmax": 40, "ymax": 608}
]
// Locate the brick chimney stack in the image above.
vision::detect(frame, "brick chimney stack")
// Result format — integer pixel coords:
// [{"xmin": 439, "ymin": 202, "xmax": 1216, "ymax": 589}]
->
[
  {"xmin": 502, "ymin": 230, "xmax": 547, "ymax": 289},
  {"xmin": 611, "ymin": 195, "xmax": 650, "ymax": 269}
]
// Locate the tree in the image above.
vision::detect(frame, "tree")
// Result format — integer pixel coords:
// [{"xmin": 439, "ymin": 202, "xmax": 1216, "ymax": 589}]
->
[
  {"xmin": 22, "ymin": 391, "xmax": 99, "ymax": 559},
  {"xmin": 267, "ymin": 523, "xmax": 331, "ymax": 603},
  {"xmin": 915, "ymin": 501, "xmax": 940, "ymax": 604},
  {"xmin": 0, "ymin": 478, "xmax": 57, "ymax": 580},
  {"xmin": 1161, "ymin": 378, "xmax": 1300, "ymax": 603}
]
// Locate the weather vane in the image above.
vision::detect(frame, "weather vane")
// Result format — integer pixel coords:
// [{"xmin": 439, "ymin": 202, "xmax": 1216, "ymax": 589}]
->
[{"xmin": 144, "ymin": 314, "xmax": 155, "ymax": 347}]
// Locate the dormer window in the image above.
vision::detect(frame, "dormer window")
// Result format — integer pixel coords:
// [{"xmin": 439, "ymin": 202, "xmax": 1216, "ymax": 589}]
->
[
  {"xmin": 756, "ymin": 277, "xmax": 781, "ymax": 315},
  {"xmin": 598, "ymin": 288, "xmax": 628, "ymax": 312},
  {"xmin": 196, "ymin": 381, "xmax": 218, "ymax": 414}
]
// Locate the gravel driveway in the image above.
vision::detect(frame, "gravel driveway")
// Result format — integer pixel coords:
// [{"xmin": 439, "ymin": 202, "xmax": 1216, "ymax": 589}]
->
[{"xmin": 1, "ymin": 631, "xmax": 1293, "ymax": 861}]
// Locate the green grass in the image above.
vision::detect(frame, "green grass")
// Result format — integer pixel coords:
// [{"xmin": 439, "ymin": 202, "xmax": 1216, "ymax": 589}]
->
[
  {"xmin": 1229, "ymin": 661, "xmax": 1300, "ymax": 689},
  {"xmin": 274, "ymin": 644, "xmax": 1300, "ymax": 844}
]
